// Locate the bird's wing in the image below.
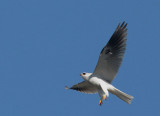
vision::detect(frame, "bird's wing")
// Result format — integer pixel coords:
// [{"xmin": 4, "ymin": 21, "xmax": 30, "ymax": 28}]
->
[
  {"xmin": 93, "ymin": 22, "xmax": 127, "ymax": 83},
  {"xmin": 65, "ymin": 81, "xmax": 98, "ymax": 94}
]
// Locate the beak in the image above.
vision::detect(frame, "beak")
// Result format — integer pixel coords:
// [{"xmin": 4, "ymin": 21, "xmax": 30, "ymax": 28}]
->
[{"xmin": 80, "ymin": 73, "xmax": 82, "ymax": 76}]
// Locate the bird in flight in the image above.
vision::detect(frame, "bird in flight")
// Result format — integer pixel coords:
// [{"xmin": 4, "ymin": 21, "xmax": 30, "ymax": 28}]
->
[{"xmin": 65, "ymin": 22, "xmax": 133, "ymax": 105}]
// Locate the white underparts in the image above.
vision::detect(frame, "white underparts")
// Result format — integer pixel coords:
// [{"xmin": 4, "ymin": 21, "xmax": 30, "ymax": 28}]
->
[{"xmin": 88, "ymin": 76, "xmax": 114, "ymax": 99}]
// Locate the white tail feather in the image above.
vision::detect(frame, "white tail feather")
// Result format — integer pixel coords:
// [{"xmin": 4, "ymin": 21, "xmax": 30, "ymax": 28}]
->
[{"xmin": 109, "ymin": 88, "xmax": 134, "ymax": 104}]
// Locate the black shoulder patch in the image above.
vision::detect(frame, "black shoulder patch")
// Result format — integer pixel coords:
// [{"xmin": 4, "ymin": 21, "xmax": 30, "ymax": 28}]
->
[
  {"xmin": 100, "ymin": 48, "xmax": 105, "ymax": 54},
  {"xmin": 105, "ymin": 48, "xmax": 112, "ymax": 54}
]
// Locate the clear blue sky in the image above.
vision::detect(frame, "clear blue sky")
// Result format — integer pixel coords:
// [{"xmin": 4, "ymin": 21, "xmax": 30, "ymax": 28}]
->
[{"xmin": 0, "ymin": 0, "xmax": 160, "ymax": 116}]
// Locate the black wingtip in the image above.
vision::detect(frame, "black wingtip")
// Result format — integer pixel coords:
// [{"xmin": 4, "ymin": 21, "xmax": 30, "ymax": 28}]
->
[
  {"xmin": 65, "ymin": 86, "xmax": 70, "ymax": 90},
  {"xmin": 122, "ymin": 22, "xmax": 127, "ymax": 29},
  {"xmin": 116, "ymin": 21, "xmax": 127, "ymax": 32},
  {"xmin": 121, "ymin": 21, "xmax": 125, "ymax": 27},
  {"xmin": 120, "ymin": 21, "xmax": 127, "ymax": 27}
]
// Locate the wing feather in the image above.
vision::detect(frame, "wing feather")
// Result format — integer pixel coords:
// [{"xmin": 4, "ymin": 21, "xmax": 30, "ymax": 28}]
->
[
  {"xmin": 93, "ymin": 22, "xmax": 127, "ymax": 83},
  {"xmin": 65, "ymin": 81, "xmax": 98, "ymax": 94}
]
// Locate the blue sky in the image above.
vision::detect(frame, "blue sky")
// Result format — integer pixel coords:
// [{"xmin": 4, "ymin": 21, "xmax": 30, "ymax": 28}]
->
[{"xmin": 0, "ymin": 0, "xmax": 160, "ymax": 116}]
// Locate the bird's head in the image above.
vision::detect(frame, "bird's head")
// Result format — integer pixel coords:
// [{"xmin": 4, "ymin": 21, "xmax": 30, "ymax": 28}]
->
[{"xmin": 80, "ymin": 72, "xmax": 92, "ymax": 81}]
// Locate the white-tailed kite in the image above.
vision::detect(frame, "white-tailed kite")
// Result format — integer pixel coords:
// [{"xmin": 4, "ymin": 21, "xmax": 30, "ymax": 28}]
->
[{"xmin": 65, "ymin": 22, "xmax": 133, "ymax": 105}]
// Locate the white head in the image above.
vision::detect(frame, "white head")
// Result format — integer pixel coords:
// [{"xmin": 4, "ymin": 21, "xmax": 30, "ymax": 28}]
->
[{"xmin": 80, "ymin": 72, "xmax": 92, "ymax": 81}]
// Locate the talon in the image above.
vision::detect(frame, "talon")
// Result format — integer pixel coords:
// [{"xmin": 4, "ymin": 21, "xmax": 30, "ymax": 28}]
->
[
  {"xmin": 99, "ymin": 100, "xmax": 102, "ymax": 106},
  {"xmin": 104, "ymin": 96, "xmax": 107, "ymax": 100}
]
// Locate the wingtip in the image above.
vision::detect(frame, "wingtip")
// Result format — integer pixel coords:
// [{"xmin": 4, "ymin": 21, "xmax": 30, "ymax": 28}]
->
[
  {"xmin": 120, "ymin": 21, "xmax": 127, "ymax": 28},
  {"xmin": 116, "ymin": 21, "xmax": 127, "ymax": 31},
  {"xmin": 121, "ymin": 21, "xmax": 125, "ymax": 27},
  {"xmin": 65, "ymin": 86, "xmax": 69, "ymax": 90}
]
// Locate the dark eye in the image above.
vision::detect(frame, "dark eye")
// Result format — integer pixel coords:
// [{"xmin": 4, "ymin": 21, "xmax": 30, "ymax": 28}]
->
[{"xmin": 83, "ymin": 73, "xmax": 86, "ymax": 75}]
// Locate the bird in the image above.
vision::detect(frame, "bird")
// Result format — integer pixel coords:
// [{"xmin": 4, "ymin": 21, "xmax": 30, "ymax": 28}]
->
[{"xmin": 65, "ymin": 22, "xmax": 134, "ymax": 105}]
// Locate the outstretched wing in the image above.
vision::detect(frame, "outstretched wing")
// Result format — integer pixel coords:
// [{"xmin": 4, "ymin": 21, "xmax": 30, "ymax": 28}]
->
[
  {"xmin": 65, "ymin": 81, "xmax": 98, "ymax": 94},
  {"xmin": 93, "ymin": 22, "xmax": 127, "ymax": 83}
]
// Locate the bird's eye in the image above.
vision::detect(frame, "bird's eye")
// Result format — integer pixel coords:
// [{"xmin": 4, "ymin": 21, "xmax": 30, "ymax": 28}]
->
[{"xmin": 83, "ymin": 73, "xmax": 86, "ymax": 75}]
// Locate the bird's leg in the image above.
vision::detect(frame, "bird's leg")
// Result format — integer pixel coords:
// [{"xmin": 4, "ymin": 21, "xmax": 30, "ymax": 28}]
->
[
  {"xmin": 99, "ymin": 95, "xmax": 105, "ymax": 106},
  {"xmin": 99, "ymin": 95, "xmax": 107, "ymax": 105},
  {"xmin": 104, "ymin": 95, "xmax": 107, "ymax": 100}
]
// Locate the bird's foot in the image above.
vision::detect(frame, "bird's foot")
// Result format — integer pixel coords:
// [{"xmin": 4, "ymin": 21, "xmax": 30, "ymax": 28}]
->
[
  {"xmin": 104, "ymin": 95, "xmax": 107, "ymax": 100},
  {"xmin": 99, "ymin": 100, "xmax": 103, "ymax": 106}
]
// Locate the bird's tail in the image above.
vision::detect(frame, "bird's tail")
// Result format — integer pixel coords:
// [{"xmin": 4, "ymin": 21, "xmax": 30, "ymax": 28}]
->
[{"xmin": 109, "ymin": 88, "xmax": 134, "ymax": 104}]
